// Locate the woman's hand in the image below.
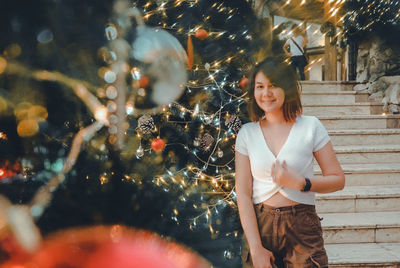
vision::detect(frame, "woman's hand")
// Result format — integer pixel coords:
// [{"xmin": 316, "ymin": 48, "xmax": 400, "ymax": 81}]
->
[
  {"xmin": 251, "ymin": 246, "xmax": 275, "ymax": 268},
  {"xmin": 271, "ymin": 160, "xmax": 303, "ymax": 190}
]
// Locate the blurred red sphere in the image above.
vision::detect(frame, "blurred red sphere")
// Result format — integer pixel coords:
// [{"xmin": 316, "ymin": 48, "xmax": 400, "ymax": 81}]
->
[
  {"xmin": 151, "ymin": 138, "xmax": 166, "ymax": 152},
  {"xmin": 139, "ymin": 75, "xmax": 149, "ymax": 88},
  {"xmin": 194, "ymin": 29, "xmax": 208, "ymax": 40},
  {"xmin": 238, "ymin": 77, "xmax": 248, "ymax": 90},
  {"xmin": 0, "ymin": 225, "xmax": 210, "ymax": 268}
]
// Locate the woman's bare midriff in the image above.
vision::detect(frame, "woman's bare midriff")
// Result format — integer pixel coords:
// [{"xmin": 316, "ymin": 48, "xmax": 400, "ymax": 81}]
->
[{"xmin": 262, "ymin": 192, "xmax": 299, "ymax": 207}]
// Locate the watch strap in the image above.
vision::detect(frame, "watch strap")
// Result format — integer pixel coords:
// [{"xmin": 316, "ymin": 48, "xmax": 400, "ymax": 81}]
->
[{"xmin": 302, "ymin": 177, "xmax": 311, "ymax": 192}]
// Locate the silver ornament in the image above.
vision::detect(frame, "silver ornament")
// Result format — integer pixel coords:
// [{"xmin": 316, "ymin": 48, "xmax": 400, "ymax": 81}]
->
[
  {"xmin": 136, "ymin": 145, "xmax": 144, "ymax": 157},
  {"xmin": 130, "ymin": 23, "xmax": 187, "ymax": 110},
  {"xmin": 204, "ymin": 115, "xmax": 213, "ymax": 125},
  {"xmin": 193, "ymin": 139, "xmax": 200, "ymax": 147}
]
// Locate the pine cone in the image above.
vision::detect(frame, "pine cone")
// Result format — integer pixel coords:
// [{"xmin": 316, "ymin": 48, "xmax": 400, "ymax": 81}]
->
[
  {"xmin": 138, "ymin": 115, "xmax": 155, "ymax": 134},
  {"xmin": 200, "ymin": 133, "xmax": 214, "ymax": 152},
  {"xmin": 225, "ymin": 115, "xmax": 242, "ymax": 133}
]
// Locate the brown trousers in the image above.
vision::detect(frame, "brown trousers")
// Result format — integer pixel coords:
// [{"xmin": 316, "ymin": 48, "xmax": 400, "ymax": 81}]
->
[{"xmin": 242, "ymin": 203, "xmax": 328, "ymax": 268}]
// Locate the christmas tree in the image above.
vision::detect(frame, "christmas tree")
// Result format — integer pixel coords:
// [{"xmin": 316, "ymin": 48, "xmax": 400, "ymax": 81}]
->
[
  {"xmin": 342, "ymin": 0, "xmax": 400, "ymax": 42},
  {"xmin": 0, "ymin": 0, "xmax": 266, "ymax": 266}
]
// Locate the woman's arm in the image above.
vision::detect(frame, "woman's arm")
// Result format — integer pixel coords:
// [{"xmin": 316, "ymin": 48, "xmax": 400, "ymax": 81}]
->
[
  {"xmin": 311, "ymin": 141, "xmax": 345, "ymax": 193},
  {"xmin": 271, "ymin": 141, "xmax": 345, "ymax": 193},
  {"xmin": 235, "ymin": 151, "xmax": 274, "ymax": 268}
]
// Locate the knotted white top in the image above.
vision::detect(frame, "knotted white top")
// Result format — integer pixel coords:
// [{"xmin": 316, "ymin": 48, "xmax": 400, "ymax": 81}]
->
[{"xmin": 235, "ymin": 115, "xmax": 330, "ymax": 205}]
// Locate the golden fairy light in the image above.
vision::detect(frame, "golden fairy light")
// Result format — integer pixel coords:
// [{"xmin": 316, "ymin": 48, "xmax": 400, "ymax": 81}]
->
[
  {"xmin": 0, "ymin": 132, "xmax": 7, "ymax": 140},
  {"xmin": 0, "ymin": 57, "xmax": 7, "ymax": 74}
]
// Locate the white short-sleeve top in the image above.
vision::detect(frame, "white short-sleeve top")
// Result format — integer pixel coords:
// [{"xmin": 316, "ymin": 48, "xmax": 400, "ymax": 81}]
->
[
  {"xmin": 235, "ymin": 115, "xmax": 330, "ymax": 205},
  {"xmin": 285, "ymin": 35, "xmax": 305, "ymax": 57}
]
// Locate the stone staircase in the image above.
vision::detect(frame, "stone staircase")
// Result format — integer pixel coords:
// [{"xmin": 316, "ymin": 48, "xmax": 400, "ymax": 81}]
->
[{"xmin": 301, "ymin": 80, "xmax": 400, "ymax": 268}]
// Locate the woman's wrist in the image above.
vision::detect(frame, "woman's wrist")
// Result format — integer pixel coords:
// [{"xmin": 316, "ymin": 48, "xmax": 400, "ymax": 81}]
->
[
  {"xmin": 296, "ymin": 174, "xmax": 306, "ymax": 191},
  {"xmin": 249, "ymin": 242, "xmax": 264, "ymax": 254}
]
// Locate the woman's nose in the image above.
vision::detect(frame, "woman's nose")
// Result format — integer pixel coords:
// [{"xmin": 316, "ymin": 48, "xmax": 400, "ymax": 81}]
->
[{"xmin": 263, "ymin": 87, "xmax": 273, "ymax": 96}]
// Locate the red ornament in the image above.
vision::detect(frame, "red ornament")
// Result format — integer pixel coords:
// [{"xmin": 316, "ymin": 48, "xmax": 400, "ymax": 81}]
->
[
  {"xmin": 0, "ymin": 225, "xmax": 210, "ymax": 268},
  {"xmin": 0, "ymin": 233, "xmax": 32, "ymax": 265},
  {"xmin": 238, "ymin": 77, "xmax": 249, "ymax": 90},
  {"xmin": 139, "ymin": 75, "xmax": 149, "ymax": 88},
  {"xmin": 151, "ymin": 138, "xmax": 166, "ymax": 152},
  {"xmin": 0, "ymin": 159, "xmax": 22, "ymax": 180},
  {"xmin": 194, "ymin": 29, "xmax": 208, "ymax": 40}
]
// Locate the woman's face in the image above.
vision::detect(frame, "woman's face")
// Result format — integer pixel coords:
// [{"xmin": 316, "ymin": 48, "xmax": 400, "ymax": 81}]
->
[{"xmin": 254, "ymin": 72, "xmax": 285, "ymax": 114}]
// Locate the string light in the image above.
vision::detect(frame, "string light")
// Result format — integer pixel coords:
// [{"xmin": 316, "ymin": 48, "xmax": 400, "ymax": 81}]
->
[{"xmin": 9, "ymin": 0, "xmax": 400, "ymax": 248}]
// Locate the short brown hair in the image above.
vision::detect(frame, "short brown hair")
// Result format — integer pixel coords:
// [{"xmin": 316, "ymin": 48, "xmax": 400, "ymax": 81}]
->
[{"xmin": 247, "ymin": 56, "xmax": 302, "ymax": 122}]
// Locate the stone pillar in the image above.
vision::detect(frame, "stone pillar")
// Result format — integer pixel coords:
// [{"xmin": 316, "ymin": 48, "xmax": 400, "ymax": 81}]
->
[{"xmin": 324, "ymin": 0, "xmax": 337, "ymax": 81}]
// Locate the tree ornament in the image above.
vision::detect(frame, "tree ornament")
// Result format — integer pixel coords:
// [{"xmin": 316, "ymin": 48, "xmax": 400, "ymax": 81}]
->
[
  {"xmin": 151, "ymin": 138, "xmax": 166, "ymax": 152},
  {"xmin": 225, "ymin": 114, "xmax": 242, "ymax": 133},
  {"xmin": 204, "ymin": 115, "xmax": 213, "ymax": 125},
  {"xmin": 130, "ymin": 9, "xmax": 188, "ymax": 110},
  {"xmin": 217, "ymin": 148, "xmax": 223, "ymax": 158},
  {"xmin": 139, "ymin": 75, "xmax": 149, "ymax": 88},
  {"xmin": 194, "ymin": 29, "xmax": 208, "ymax": 40},
  {"xmin": 200, "ymin": 133, "xmax": 214, "ymax": 152},
  {"xmin": 238, "ymin": 77, "xmax": 248, "ymax": 90},
  {"xmin": 2, "ymin": 226, "xmax": 210, "ymax": 268},
  {"xmin": 193, "ymin": 138, "xmax": 200, "ymax": 147},
  {"xmin": 138, "ymin": 114, "xmax": 155, "ymax": 134},
  {"xmin": 136, "ymin": 145, "xmax": 144, "ymax": 157}
]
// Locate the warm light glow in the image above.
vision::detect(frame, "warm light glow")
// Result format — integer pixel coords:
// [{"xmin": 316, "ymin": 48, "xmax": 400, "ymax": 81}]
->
[
  {"xmin": 94, "ymin": 107, "xmax": 108, "ymax": 123},
  {"xmin": 0, "ymin": 132, "xmax": 7, "ymax": 140},
  {"xmin": 0, "ymin": 57, "xmax": 7, "ymax": 74}
]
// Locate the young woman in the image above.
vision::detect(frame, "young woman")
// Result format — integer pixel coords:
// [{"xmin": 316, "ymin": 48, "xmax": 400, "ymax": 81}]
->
[{"xmin": 235, "ymin": 56, "xmax": 344, "ymax": 268}]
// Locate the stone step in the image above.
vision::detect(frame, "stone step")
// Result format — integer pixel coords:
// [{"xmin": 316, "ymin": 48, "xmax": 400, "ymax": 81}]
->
[
  {"xmin": 303, "ymin": 102, "xmax": 383, "ymax": 116},
  {"xmin": 321, "ymin": 211, "xmax": 400, "ymax": 244},
  {"xmin": 316, "ymin": 185, "xmax": 400, "ymax": 213},
  {"xmin": 318, "ymin": 115, "xmax": 400, "ymax": 129},
  {"xmin": 299, "ymin": 80, "xmax": 357, "ymax": 92},
  {"xmin": 314, "ymin": 163, "xmax": 400, "ymax": 186},
  {"xmin": 333, "ymin": 144, "xmax": 400, "ymax": 164},
  {"xmin": 301, "ymin": 91, "xmax": 369, "ymax": 105},
  {"xmin": 326, "ymin": 243, "xmax": 400, "ymax": 267},
  {"xmin": 328, "ymin": 129, "xmax": 400, "ymax": 146}
]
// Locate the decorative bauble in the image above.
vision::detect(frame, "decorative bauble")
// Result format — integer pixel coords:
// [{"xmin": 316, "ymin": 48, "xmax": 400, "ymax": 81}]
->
[
  {"xmin": 194, "ymin": 29, "xmax": 208, "ymax": 40},
  {"xmin": 200, "ymin": 133, "xmax": 214, "ymax": 152},
  {"xmin": 139, "ymin": 75, "xmax": 149, "ymax": 88},
  {"xmin": 193, "ymin": 139, "xmax": 200, "ymax": 147},
  {"xmin": 138, "ymin": 114, "xmax": 155, "ymax": 134},
  {"xmin": 204, "ymin": 116, "xmax": 213, "ymax": 125},
  {"xmin": 1, "ymin": 225, "xmax": 210, "ymax": 268},
  {"xmin": 0, "ymin": 233, "xmax": 31, "ymax": 266},
  {"xmin": 225, "ymin": 115, "xmax": 242, "ymax": 133},
  {"xmin": 151, "ymin": 138, "xmax": 166, "ymax": 152},
  {"xmin": 217, "ymin": 149, "xmax": 224, "ymax": 158},
  {"xmin": 238, "ymin": 77, "xmax": 248, "ymax": 90},
  {"xmin": 130, "ymin": 24, "xmax": 187, "ymax": 110},
  {"xmin": 136, "ymin": 145, "xmax": 144, "ymax": 157}
]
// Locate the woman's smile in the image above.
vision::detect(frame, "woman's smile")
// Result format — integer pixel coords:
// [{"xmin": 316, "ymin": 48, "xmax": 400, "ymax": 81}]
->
[{"xmin": 254, "ymin": 72, "xmax": 285, "ymax": 113}]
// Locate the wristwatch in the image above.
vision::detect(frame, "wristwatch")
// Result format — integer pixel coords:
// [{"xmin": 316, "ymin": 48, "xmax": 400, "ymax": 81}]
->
[{"xmin": 301, "ymin": 177, "xmax": 312, "ymax": 192}]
